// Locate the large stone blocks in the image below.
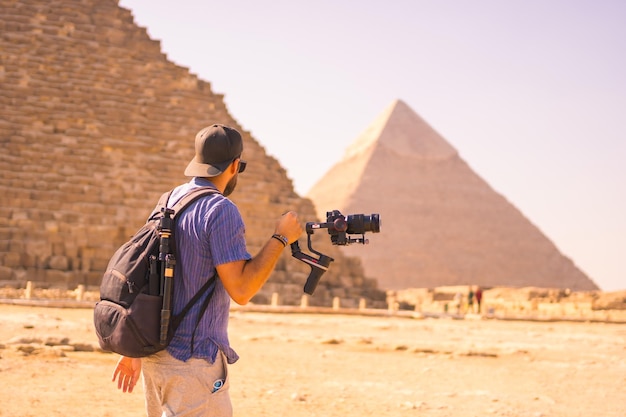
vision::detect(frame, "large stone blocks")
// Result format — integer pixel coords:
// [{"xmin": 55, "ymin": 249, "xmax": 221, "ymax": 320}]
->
[{"xmin": 0, "ymin": 0, "xmax": 384, "ymax": 307}]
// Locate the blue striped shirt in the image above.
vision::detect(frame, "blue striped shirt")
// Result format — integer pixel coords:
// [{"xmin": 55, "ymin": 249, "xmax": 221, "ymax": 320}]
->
[{"xmin": 161, "ymin": 177, "xmax": 251, "ymax": 364}]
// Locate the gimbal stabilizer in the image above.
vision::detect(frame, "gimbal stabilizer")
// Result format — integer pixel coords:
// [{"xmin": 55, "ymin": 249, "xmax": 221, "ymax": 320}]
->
[{"xmin": 290, "ymin": 210, "xmax": 380, "ymax": 295}]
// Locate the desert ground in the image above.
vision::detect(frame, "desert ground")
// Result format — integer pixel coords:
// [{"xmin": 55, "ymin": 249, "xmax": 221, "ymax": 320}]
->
[{"xmin": 0, "ymin": 303, "xmax": 624, "ymax": 417}]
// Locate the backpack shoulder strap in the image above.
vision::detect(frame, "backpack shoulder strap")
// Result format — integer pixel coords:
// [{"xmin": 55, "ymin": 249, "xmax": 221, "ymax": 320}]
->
[
  {"xmin": 148, "ymin": 186, "xmax": 219, "ymax": 221},
  {"xmin": 148, "ymin": 190, "xmax": 173, "ymax": 220},
  {"xmin": 169, "ymin": 274, "xmax": 216, "ymax": 333},
  {"xmin": 161, "ymin": 186, "xmax": 221, "ymax": 347},
  {"xmin": 170, "ymin": 186, "xmax": 221, "ymax": 218},
  {"xmin": 168, "ymin": 273, "xmax": 218, "ymax": 354}
]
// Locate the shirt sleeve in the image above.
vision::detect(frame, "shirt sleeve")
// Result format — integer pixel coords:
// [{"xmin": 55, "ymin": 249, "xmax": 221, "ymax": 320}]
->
[{"xmin": 206, "ymin": 198, "xmax": 252, "ymax": 266}]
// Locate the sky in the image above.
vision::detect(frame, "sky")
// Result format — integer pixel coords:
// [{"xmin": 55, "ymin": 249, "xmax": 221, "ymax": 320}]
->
[{"xmin": 118, "ymin": 0, "xmax": 625, "ymax": 291}]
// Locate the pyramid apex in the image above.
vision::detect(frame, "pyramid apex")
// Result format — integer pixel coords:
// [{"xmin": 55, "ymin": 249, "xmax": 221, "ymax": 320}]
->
[{"xmin": 345, "ymin": 100, "xmax": 457, "ymax": 160}]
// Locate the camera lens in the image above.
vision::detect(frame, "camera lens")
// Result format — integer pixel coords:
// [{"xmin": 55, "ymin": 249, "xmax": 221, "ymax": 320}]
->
[
  {"xmin": 368, "ymin": 213, "xmax": 381, "ymax": 233},
  {"xmin": 346, "ymin": 213, "xmax": 381, "ymax": 234}
]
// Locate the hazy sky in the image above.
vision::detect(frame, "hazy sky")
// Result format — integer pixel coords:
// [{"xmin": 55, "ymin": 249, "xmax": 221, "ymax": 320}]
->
[{"xmin": 119, "ymin": 0, "xmax": 625, "ymax": 291}]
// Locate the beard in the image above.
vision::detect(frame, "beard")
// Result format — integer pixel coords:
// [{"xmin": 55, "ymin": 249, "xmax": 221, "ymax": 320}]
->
[{"xmin": 223, "ymin": 174, "xmax": 238, "ymax": 197}]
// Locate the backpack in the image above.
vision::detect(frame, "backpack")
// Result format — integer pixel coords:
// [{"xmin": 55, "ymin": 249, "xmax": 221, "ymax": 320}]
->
[{"xmin": 93, "ymin": 186, "xmax": 220, "ymax": 357}]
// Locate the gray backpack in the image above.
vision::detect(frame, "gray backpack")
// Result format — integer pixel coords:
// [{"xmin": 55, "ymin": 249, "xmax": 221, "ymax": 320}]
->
[{"xmin": 93, "ymin": 186, "xmax": 219, "ymax": 357}]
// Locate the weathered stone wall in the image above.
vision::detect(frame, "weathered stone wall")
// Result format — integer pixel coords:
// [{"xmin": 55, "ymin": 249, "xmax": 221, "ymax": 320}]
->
[{"xmin": 0, "ymin": 0, "xmax": 386, "ymax": 307}]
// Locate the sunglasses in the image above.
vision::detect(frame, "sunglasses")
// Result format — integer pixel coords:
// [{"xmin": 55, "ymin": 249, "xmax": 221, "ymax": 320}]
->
[{"xmin": 238, "ymin": 159, "xmax": 247, "ymax": 173}]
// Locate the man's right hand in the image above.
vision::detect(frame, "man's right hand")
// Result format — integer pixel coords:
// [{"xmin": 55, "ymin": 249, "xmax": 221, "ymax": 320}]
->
[{"xmin": 275, "ymin": 211, "xmax": 303, "ymax": 244}]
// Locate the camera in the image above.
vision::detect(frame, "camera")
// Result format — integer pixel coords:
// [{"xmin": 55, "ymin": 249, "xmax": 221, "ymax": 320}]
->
[
  {"xmin": 291, "ymin": 210, "xmax": 381, "ymax": 294},
  {"xmin": 321, "ymin": 210, "xmax": 381, "ymax": 245}
]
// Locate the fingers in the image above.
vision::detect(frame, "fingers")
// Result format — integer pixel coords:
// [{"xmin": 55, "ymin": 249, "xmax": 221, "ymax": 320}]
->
[
  {"xmin": 120, "ymin": 372, "xmax": 135, "ymax": 393},
  {"xmin": 126, "ymin": 374, "xmax": 136, "ymax": 393},
  {"xmin": 116, "ymin": 366, "xmax": 125, "ymax": 390},
  {"xmin": 112, "ymin": 363, "xmax": 137, "ymax": 393}
]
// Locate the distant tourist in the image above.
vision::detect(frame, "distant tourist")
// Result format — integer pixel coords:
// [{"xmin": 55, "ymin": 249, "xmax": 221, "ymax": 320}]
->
[
  {"xmin": 475, "ymin": 287, "xmax": 483, "ymax": 314},
  {"xmin": 454, "ymin": 291, "xmax": 463, "ymax": 315},
  {"xmin": 467, "ymin": 286, "xmax": 475, "ymax": 313}
]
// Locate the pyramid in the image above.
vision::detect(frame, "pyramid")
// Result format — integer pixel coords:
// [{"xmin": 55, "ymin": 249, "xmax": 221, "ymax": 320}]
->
[
  {"xmin": 307, "ymin": 100, "xmax": 598, "ymax": 291},
  {"xmin": 0, "ymin": 0, "xmax": 386, "ymax": 307}
]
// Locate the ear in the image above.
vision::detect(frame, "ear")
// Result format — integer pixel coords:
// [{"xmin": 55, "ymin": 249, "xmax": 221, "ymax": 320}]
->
[{"xmin": 228, "ymin": 159, "xmax": 239, "ymax": 174}]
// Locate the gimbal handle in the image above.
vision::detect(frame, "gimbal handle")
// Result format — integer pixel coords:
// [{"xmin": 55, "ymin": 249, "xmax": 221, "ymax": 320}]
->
[{"xmin": 290, "ymin": 238, "xmax": 334, "ymax": 295}]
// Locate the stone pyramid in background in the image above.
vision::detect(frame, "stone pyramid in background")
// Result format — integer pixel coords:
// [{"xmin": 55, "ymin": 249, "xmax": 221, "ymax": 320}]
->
[
  {"xmin": 0, "ymin": 0, "xmax": 386, "ymax": 307},
  {"xmin": 307, "ymin": 100, "xmax": 598, "ymax": 291}
]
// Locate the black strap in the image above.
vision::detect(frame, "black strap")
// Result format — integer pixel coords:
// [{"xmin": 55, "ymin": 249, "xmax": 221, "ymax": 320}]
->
[
  {"xmin": 168, "ymin": 274, "xmax": 217, "ymax": 342},
  {"xmin": 189, "ymin": 274, "xmax": 219, "ymax": 355},
  {"xmin": 150, "ymin": 186, "xmax": 222, "ymax": 349}
]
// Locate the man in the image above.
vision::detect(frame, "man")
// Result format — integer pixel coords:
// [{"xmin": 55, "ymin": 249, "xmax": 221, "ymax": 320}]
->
[
  {"xmin": 475, "ymin": 286, "xmax": 483, "ymax": 314},
  {"xmin": 111, "ymin": 124, "xmax": 303, "ymax": 416}
]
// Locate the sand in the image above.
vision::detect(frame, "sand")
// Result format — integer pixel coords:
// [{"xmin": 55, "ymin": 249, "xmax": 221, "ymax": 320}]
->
[{"xmin": 0, "ymin": 304, "xmax": 624, "ymax": 417}]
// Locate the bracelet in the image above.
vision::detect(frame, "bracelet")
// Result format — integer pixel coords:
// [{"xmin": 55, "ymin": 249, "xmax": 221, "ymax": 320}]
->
[{"xmin": 271, "ymin": 233, "xmax": 288, "ymax": 247}]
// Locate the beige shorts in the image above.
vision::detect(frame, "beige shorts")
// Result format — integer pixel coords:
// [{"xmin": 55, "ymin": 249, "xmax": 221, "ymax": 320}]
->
[{"xmin": 142, "ymin": 350, "xmax": 232, "ymax": 417}]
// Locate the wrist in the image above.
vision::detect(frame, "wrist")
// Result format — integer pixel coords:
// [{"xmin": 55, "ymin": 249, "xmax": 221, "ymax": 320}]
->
[{"xmin": 271, "ymin": 233, "xmax": 288, "ymax": 248}]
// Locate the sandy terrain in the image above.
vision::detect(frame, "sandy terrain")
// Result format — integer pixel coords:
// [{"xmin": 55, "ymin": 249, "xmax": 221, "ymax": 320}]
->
[{"xmin": 0, "ymin": 304, "xmax": 624, "ymax": 417}]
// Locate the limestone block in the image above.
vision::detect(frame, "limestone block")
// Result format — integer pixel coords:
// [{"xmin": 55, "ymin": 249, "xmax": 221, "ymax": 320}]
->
[
  {"xmin": 0, "ymin": 265, "xmax": 15, "ymax": 280},
  {"xmin": 85, "ymin": 271, "xmax": 103, "ymax": 286},
  {"xmin": 330, "ymin": 288, "xmax": 347, "ymax": 299},
  {"xmin": 269, "ymin": 270, "xmax": 288, "ymax": 284},
  {"xmin": 9, "ymin": 239, "xmax": 24, "ymax": 252},
  {"xmin": 339, "ymin": 275, "xmax": 355, "ymax": 289},
  {"xmin": 90, "ymin": 257, "xmax": 109, "ymax": 274},
  {"xmin": 47, "ymin": 255, "xmax": 69, "ymax": 270},
  {"xmin": 44, "ymin": 269, "xmax": 69, "ymax": 284},
  {"xmin": 64, "ymin": 243, "xmax": 79, "ymax": 258},
  {"xmin": 3, "ymin": 252, "xmax": 22, "ymax": 267}
]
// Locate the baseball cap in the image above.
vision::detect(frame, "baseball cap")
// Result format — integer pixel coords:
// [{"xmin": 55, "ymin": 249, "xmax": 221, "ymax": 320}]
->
[{"xmin": 184, "ymin": 124, "xmax": 244, "ymax": 177}]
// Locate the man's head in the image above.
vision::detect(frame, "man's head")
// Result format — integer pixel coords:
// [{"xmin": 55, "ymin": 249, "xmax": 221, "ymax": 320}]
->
[
  {"xmin": 185, "ymin": 124, "xmax": 246, "ymax": 196},
  {"xmin": 185, "ymin": 124, "xmax": 244, "ymax": 177}
]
